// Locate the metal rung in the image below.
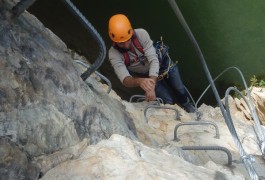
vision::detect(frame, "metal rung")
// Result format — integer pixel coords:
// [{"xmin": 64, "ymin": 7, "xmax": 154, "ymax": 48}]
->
[
  {"xmin": 129, "ymin": 95, "xmax": 145, "ymax": 102},
  {"xmin": 181, "ymin": 145, "xmax": 232, "ymax": 166},
  {"xmin": 174, "ymin": 121, "xmax": 220, "ymax": 141},
  {"xmin": 144, "ymin": 104, "xmax": 180, "ymax": 122},
  {"xmin": 129, "ymin": 95, "xmax": 163, "ymax": 105}
]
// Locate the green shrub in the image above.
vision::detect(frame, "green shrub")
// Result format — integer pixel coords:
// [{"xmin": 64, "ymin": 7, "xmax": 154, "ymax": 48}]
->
[{"xmin": 250, "ymin": 75, "xmax": 265, "ymax": 88}]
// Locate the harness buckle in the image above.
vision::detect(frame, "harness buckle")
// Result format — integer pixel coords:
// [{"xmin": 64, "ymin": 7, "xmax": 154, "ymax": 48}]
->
[
  {"xmin": 157, "ymin": 75, "xmax": 163, "ymax": 81},
  {"xmin": 157, "ymin": 73, "xmax": 168, "ymax": 81}
]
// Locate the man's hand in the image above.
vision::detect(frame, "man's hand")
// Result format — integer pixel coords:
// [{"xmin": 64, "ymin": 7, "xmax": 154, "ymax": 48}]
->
[
  {"xmin": 138, "ymin": 78, "xmax": 155, "ymax": 92},
  {"xmin": 123, "ymin": 76, "xmax": 156, "ymax": 91},
  {"xmin": 145, "ymin": 89, "xmax": 156, "ymax": 102}
]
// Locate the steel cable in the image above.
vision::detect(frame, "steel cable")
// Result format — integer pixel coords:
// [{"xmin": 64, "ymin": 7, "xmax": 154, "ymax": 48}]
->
[
  {"xmin": 11, "ymin": 0, "xmax": 37, "ymax": 18},
  {"xmin": 195, "ymin": 66, "xmax": 265, "ymax": 152},
  {"xmin": 62, "ymin": 0, "xmax": 106, "ymax": 81},
  {"xmin": 11, "ymin": 0, "xmax": 106, "ymax": 81},
  {"xmin": 167, "ymin": 0, "xmax": 260, "ymax": 179},
  {"xmin": 74, "ymin": 60, "xmax": 112, "ymax": 94}
]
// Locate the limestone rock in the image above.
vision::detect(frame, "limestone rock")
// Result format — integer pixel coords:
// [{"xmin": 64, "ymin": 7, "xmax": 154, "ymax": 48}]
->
[
  {"xmin": 0, "ymin": 0, "xmax": 137, "ymax": 158},
  {"xmin": 231, "ymin": 87, "xmax": 265, "ymax": 125},
  {"xmin": 34, "ymin": 138, "xmax": 89, "ymax": 175},
  {"xmin": 251, "ymin": 87, "xmax": 265, "ymax": 125},
  {"xmin": 41, "ymin": 134, "xmax": 244, "ymax": 180},
  {"xmin": 1, "ymin": 0, "xmax": 265, "ymax": 179},
  {"xmin": 0, "ymin": 137, "xmax": 40, "ymax": 180}
]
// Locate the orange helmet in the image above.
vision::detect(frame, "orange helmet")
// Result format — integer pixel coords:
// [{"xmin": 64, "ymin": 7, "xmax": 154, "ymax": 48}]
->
[{"xmin": 108, "ymin": 14, "xmax": 133, "ymax": 43}]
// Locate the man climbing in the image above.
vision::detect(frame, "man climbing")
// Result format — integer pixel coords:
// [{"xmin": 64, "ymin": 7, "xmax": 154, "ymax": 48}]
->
[{"xmin": 108, "ymin": 14, "xmax": 195, "ymax": 113}]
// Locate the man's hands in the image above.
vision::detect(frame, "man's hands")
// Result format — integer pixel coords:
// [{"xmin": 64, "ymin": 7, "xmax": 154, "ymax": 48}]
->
[
  {"xmin": 138, "ymin": 78, "xmax": 155, "ymax": 92},
  {"xmin": 145, "ymin": 89, "xmax": 156, "ymax": 101},
  {"xmin": 138, "ymin": 78, "xmax": 156, "ymax": 101},
  {"xmin": 123, "ymin": 76, "xmax": 157, "ymax": 101}
]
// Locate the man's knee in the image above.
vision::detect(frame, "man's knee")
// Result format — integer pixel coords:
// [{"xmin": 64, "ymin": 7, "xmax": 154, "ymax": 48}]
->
[{"xmin": 156, "ymin": 95, "xmax": 174, "ymax": 104}]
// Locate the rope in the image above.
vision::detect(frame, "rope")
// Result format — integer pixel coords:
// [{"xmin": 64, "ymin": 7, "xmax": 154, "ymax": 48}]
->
[{"xmin": 225, "ymin": 87, "xmax": 265, "ymax": 156}]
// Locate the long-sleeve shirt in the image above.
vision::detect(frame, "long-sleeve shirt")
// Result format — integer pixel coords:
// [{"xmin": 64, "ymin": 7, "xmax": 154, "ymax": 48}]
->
[{"xmin": 108, "ymin": 28, "xmax": 159, "ymax": 83}]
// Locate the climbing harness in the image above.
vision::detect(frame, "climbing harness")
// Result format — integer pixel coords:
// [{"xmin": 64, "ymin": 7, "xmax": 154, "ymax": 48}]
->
[
  {"xmin": 154, "ymin": 37, "xmax": 175, "ymax": 81},
  {"xmin": 113, "ymin": 32, "xmax": 144, "ymax": 66},
  {"xmin": 114, "ymin": 33, "xmax": 175, "ymax": 80},
  {"xmin": 168, "ymin": 0, "xmax": 264, "ymax": 179},
  {"xmin": 157, "ymin": 63, "xmax": 175, "ymax": 81}
]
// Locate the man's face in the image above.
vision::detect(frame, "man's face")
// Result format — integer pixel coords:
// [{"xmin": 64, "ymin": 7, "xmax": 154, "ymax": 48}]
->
[{"xmin": 116, "ymin": 39, "xmax": 131, "ymax": 50}]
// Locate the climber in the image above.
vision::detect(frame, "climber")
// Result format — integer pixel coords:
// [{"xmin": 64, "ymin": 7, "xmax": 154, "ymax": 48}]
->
[{"xmin": 107, "ymin": 14, "xmax": 195, "ymax": 113}]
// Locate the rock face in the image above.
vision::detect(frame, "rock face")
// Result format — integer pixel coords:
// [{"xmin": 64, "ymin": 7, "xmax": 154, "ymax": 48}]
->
[
  {"xmin": 40, "ymin": 134, "xmax": 244, "ymax": 180},
  {"xmin": 1, "ymin": 0, "xmax": 265, "ymax": 179},
  {"xmin": 0, "ymin": 137, "xmax": 40, "ymax": 180},
  {"xmin": 234, "ymin": 87, "xmax": 265, "ymax": 125},
  {"xmin": 0, "ymin": 0, "xmax": 136, "ymax": 157}
]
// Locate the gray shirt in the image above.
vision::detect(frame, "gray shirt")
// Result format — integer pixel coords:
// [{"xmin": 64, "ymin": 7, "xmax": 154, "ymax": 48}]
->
[{"xmin": 108, "ymin": 28, "xmax": 159, "ymax": 83}]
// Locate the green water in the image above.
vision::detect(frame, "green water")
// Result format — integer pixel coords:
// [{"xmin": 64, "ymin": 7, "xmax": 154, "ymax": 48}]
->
[{"xmin": 29, "ymin": 0, "xmax": 265, "ymax": 105}]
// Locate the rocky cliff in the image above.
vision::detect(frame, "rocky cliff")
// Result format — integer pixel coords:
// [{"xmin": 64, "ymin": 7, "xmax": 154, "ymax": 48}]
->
[{"xmin": 0, "ymin": 1, "xmax": 265, "ymax": 179}]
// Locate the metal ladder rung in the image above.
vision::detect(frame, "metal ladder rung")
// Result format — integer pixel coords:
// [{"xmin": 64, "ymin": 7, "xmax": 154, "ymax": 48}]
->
[
  {"xmin": 174, "ymin": 121, "xmax": 220, "ymax": 141},
  {"xmin": 144, "ymin": 104, "xmax": 180, "ymax": 122},
  {"xmin": 181, "ymin": 145, "xmax": 232, "ymax": 166}
]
